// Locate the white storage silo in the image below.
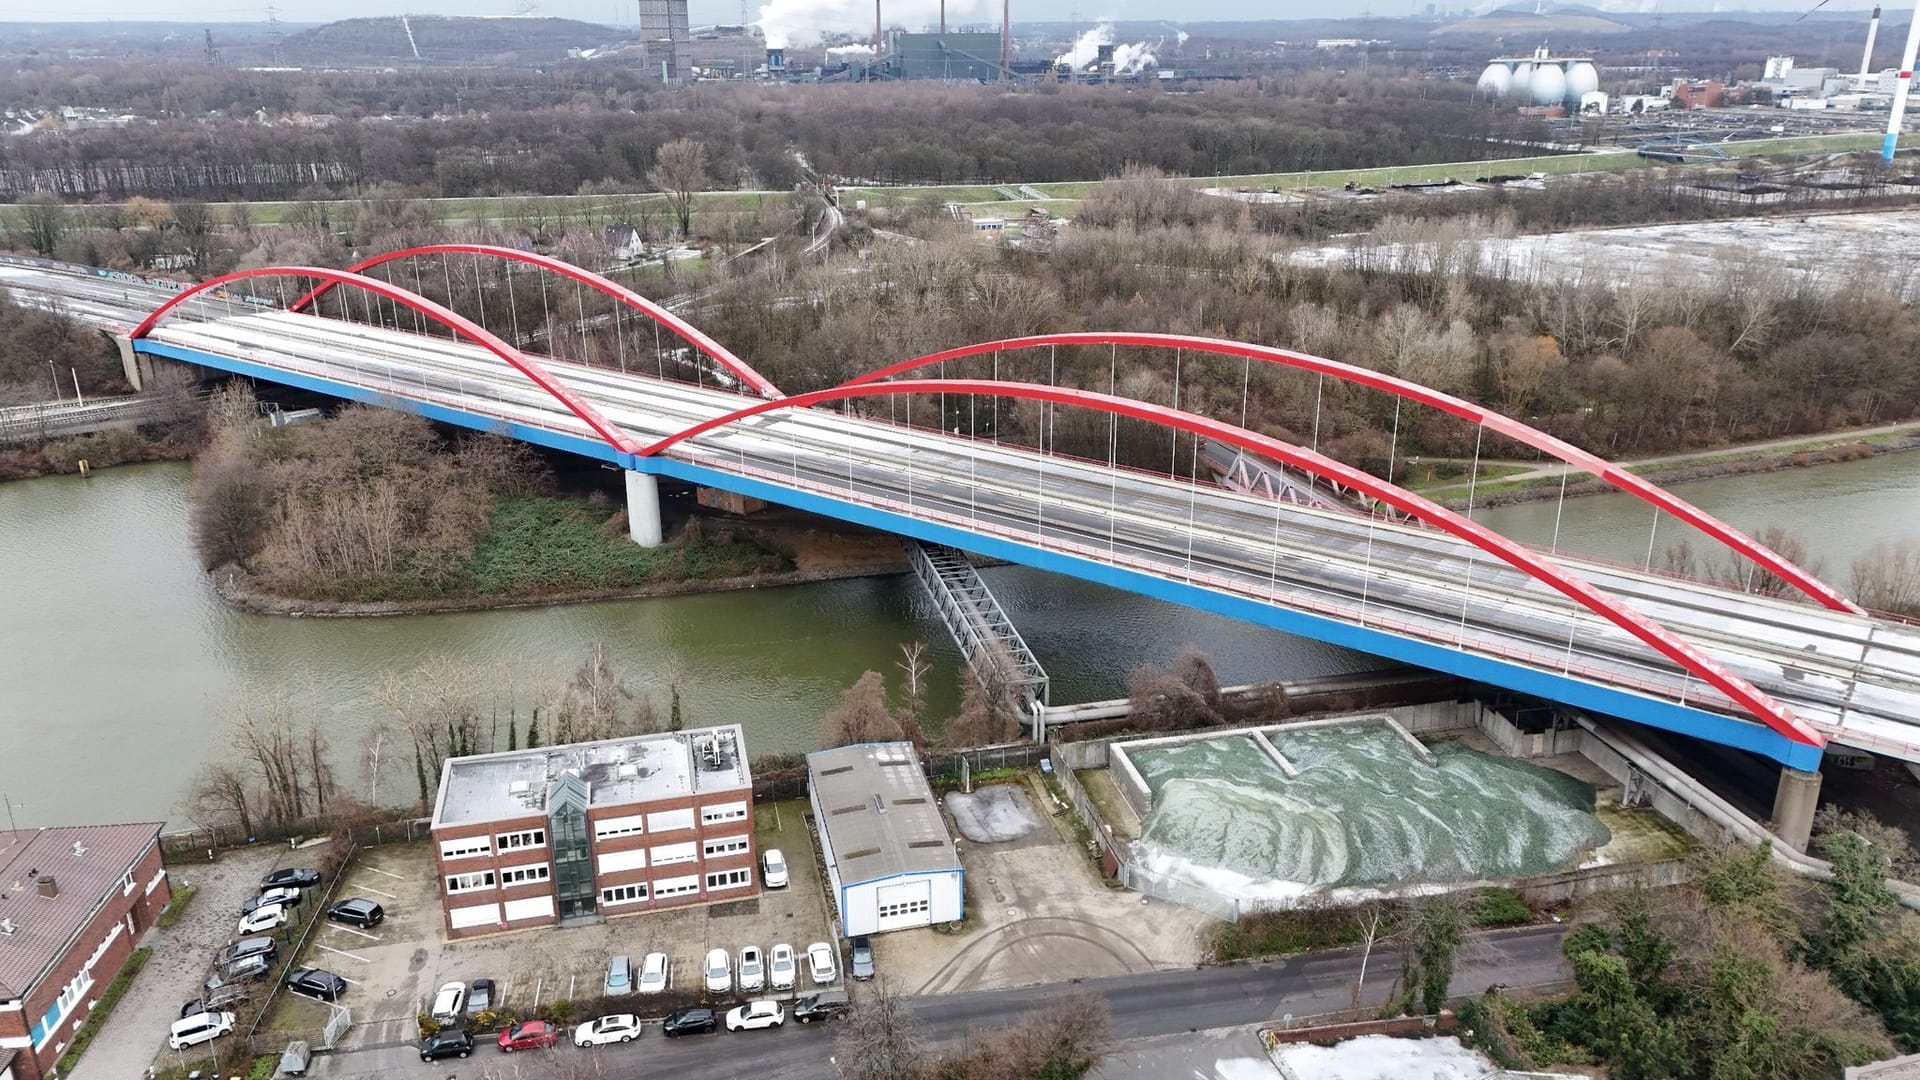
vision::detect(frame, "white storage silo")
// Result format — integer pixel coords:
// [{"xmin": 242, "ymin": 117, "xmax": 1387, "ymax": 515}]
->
[
  {"xmin": 1566, "ymin": 60, "xmax": 1600, "ymax": 99},
  {"xmin": 1477, "ymin": 62, "xmax": 1514, "ymax": 98},
  {"xmin": 1507, "ymin": 60, "xmax": 1536, "ymax": 101},
  {"xmin": 1530, "ymin": 62, "xmax": 1567, "ymax": 106}
]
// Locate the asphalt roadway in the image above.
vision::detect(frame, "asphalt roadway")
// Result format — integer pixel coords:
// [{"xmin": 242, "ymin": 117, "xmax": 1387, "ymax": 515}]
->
[{"xmin": 315, "ymin": 923, "xmax": 1572, "ymax": 1078}]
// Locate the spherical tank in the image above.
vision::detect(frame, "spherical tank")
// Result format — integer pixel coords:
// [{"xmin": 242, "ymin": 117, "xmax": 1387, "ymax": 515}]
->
[
  {"xmin": 1530, "ymin": 62, "xmax": 1567, "ymax": 106},
  {"xmin": 1476, "ymin": 62, "xmax": 1513, "ymax": 98},
  {"xmin": 1566, "ymin": 61, "xmax": 1600, "ymax": 99},
  {"xmin": 1507, "ymin": 60, "xmax": 1535, "ymax": 101}
]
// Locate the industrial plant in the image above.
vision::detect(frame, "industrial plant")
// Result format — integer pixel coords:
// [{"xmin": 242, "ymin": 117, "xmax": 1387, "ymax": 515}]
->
[{"xmin": 1476, "ymin": 46, "xmax": 1602, "ymax": 115}]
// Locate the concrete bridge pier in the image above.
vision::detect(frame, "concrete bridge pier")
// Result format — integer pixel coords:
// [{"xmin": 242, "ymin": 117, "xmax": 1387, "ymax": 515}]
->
[
  {"xmin": 625, "ymin": 470, "xmax": 664, "ymax": 547},
  {"xmin": 114, "ymin": 334, "xmax": 146, "ymax": 390},
  {"xmin": 1771, "ymin": 765, "xmax": 1823, "ymax": 853}
]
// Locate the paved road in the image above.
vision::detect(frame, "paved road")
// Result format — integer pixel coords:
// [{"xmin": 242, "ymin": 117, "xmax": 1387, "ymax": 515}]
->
[{"xmin": 312, "ymin": 923, "xmax": 1572, "ymax": 1078}]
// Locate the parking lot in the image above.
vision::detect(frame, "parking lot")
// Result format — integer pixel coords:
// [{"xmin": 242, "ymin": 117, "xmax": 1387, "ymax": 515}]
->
[{"xmin": 271, "ymin": 797, "xmax": 839, "ymax": 1067}]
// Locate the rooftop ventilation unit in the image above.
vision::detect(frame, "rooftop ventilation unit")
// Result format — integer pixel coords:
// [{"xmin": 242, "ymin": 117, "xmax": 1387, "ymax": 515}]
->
[
  {"xmin": 0, "ymin": 918, "xmax": 14, "ymax": 935},
  {"xmin": 71, "ymin": 841, "xmax": 86, "ymax": 857}
]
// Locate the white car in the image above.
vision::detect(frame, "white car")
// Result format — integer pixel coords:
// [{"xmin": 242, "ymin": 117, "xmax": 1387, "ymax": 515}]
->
[
  {"xmin": 805, "ymin": 941, "xmax": 838, "ymax": 986},
  {"xmin": 761, "ymin": 847, "xmax": 789, "ymax": 888},
  {"xmin": 702, "ymin": 947, "xmax": 732, "ymax": 995},
  {"xmin": 236, "ymin": 903, "xmax": 289, "ymax": 936},
  {"xmin": 169, "ymin": 1010, "xmax": 235, "ymax": 1050},
  {"xmin": 573, "ymin": 1013, "xmax": 642, "ymax": 1047},
  {"xmin": 638, "ymin": 950, "xmax": 670, "ymax": 994},
  {"xmin": 737, "ymin": 945, "xmax": 766, "ymax": 993},
  {"xmin": 724, "ymin": 999, "xmax": 785, "ymax": 1032},
  {"xmin": 768, "ymin": 943, "xmax": 796, "ymax": 991},
  {"xmin": 430, "ymin": 981, "xmax": 466, "ymax": 1025}
]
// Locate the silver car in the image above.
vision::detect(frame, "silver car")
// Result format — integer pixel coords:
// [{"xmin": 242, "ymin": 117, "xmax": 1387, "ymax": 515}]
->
[{"xmin": 737, "ymin": 945, "xmax": 765, "ymax": 993}]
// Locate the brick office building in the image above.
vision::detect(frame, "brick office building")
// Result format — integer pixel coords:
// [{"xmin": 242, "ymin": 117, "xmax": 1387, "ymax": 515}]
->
[
  {"xmin": 0, "ymin": 823, "xmax": 170, "ymax": 1080},
  {"xmin": 430, "ymin": 725, "xmax": 758, "ymax": 938}
]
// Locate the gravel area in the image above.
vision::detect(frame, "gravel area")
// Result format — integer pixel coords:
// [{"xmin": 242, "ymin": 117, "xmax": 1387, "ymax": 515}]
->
[
  {"xmin": 65, "ymin": 844, "xmax": 283, "ymax": 1080},
  {"xmin": 944, "ymin": 785, "xmax": 1042, "ymax": 844}
]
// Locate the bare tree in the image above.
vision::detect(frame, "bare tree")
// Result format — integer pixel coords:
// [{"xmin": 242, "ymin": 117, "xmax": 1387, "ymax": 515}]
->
[
  {"xmin": 821, "ymin": 671, "xmax": 906, "ymax": 748},
  {"xmin": 182, "ymin": 760, "xmax": 255, "ymax": 838},
  {"xmin": 1348, "ymin": 897, "xmax": 1394, "ymax": 1017},
  {"xmin": 12, "ymin": 194, "xmax": 71, "ymax": 257},
  {"xmin": 836, "ymin": 979, "xmax": 927, "ymax": 1080},
  {"xmin": 362, "ymin": 721, "xmax": 393, "ymax": 806},
  {"xmin": 566, "ymin": 642, "xmax": 633, "ymax": 743},
  {"xmin": 897, "ymin": 641, "xmax": 931, "ymax": 726},
  {"xmin": 647, "ymin": 138, "xmax": 708, "ymax": 239},
  {"xmin": 945, "ymin": 659, "xmax": 1020, "ymax": 748},
  {"xmin": 1850, "ymin": 540, "xmax": 1920, "ymax": 617}
]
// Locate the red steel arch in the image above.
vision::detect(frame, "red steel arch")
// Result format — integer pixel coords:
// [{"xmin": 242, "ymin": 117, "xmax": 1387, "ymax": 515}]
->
[
  {"xmin": 640, "ymin": 378, "xmax": 1824, "ymax": 749},
  {"xmin": 837, "ymin": 333, "xmax": 1864, "ymax": 616},
  {"xmin": 131, "ymin": 266, "xmax": 643, "ymax": 456},
  {"xmin": 289, "ymin": 243, "xmax": 784, "ymax": 400}
]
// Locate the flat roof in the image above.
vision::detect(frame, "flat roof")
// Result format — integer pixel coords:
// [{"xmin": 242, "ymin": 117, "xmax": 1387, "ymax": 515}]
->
[
  {"xmin": 0, "ymin": 823, "xmax": 163, "ymax": 1000},
  {"xmin": 434, "ymin": 725, "xmax": 751, "ymax": 828},
  {"xmin": 807, "ymin": 742, "xmax": 959, "ymax": 885}
]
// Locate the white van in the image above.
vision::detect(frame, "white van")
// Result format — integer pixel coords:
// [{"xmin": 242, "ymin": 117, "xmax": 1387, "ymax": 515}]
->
[{"xmin": 169, "ymin": 1010, "xmax": 235, "ymax": 1050}]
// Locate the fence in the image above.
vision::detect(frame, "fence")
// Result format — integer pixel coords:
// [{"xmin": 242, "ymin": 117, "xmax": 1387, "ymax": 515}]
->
[
  {"xmin": 242, "ymin": 843, "xmax": 359, "ymax": 1054},
  {"xmin": 161, "ymin": 816, "xmax": 430, "ymax": 861},
  {"xmin": 927, "ymin": 741, "xmax": 1052, "ymax": 781}
]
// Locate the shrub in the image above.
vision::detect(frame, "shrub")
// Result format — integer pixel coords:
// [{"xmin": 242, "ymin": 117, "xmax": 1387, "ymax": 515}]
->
[
  {"xmin": 155, "ymin": 883, "xmax": 198, "ymax": 929},
  {"xmin": 1473, "ymin": 888, "xmax": 1532, "ymax": 927}
]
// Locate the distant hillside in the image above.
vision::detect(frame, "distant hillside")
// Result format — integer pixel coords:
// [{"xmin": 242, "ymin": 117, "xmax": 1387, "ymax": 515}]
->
[
  {"xmin": 1432, "ymin": 8, "xmax": 1633, "ymax": 35},
  {"xmin": 283, "ymin": 16, "xmax": 621, "ymax": 65}
]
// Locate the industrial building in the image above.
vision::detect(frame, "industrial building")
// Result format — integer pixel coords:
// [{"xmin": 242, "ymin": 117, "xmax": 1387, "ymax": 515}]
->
[
  {"xmin": 639, "ymin": 0, "xmax": 692, "ymax": 83},
  {"xmin": 429, "ymin": 726, "xmax": 756, "ymax": 938},
  {"xmin": 1476, "ymin": 46, "xmax": 1600, "ymax": 113},
  {"xmin": 888, "ymin": 31, "xmax": 1004, "ymax": 81},
  {"xmin": 0, "ymin": 823, "xmax": 170, "ymax": 1080},
  {"xmin": 807, "ymin": 742, "xmax": 963, "ymax": 936}
]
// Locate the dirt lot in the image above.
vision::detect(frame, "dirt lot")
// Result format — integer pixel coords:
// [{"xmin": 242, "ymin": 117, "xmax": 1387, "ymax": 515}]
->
[
  {"xmin": 877, "ymin": 774, "xmax": 1216, "ymax": 996},
  {"xmin": 284, "ymin": 798, "xmax": 840, "ymax": 1054}
]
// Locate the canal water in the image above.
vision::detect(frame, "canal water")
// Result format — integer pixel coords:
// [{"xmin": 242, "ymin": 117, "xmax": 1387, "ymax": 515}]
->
[{"xmin": 0, "ymin": 463, "xmax": 1377, "ymax": 827}]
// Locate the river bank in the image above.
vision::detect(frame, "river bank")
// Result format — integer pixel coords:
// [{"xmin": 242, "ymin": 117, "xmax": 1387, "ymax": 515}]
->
[
  {"xmin": 213, "ymin": 518, "xmax": 909, "ymax": 617},
  {"xmin": 1436, "ymin": 428, "xmax": 1920, "ymax": 511}
]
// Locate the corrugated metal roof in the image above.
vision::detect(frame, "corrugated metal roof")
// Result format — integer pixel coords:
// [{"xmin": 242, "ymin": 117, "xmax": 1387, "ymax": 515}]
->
[
  {"xmin": 807, "ymin": 742, "xmax": 958, "ymax": 885},
  {"xmin": 0, "ymin": 823, "xmax": 163, "ymax": 999}
]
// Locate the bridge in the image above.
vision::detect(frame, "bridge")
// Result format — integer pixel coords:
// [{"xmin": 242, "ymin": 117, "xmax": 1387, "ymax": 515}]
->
[{"xmin": 6, "ymin": 246, "xmax": 1918, "ymax": 852}]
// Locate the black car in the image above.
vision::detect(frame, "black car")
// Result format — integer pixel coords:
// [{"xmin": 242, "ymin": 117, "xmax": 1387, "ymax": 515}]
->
[
  {"xmin": 326, "ymin": 897, "xmax": 385, "ymax": 929},
  {"xmin": 260, "ymin": 867, "xmax": 323, "ymax": 890},
  {"xmin": 792, "ymin": 989, "xmax": 851, "ymax": 1024},
  {"xmin": 419, "ymin": 1029, "xmax": 474, "ymax": 1061},
  {"xmin": 466, "ymin": 978, "xmax": 494, "ymax": 1017},
  {"xmin": 661, "ymin": 1006, "xmax": 718, "ymax": 1036},
  {"xmin": 217, "ymin": 937, "xmax": 279, "ymax": 966},
  {"xmin": 286, "ymin": 967, "xmax": 347, "ymax": 1002}
]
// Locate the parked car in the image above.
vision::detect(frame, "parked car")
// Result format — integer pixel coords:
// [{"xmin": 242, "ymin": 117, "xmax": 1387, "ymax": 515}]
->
[
  {"xmin": 604, "ymin": 954, "xmax": 633, "ymax": 996},
  {"xmin": 805, "ymin": 941, "xmax": 838, "ymax": 985},
  {"xmin": 761, "ymin": 847, "xmax": 789, "ymax": 888},
  {"xmin": 850, "ymin": 935, "xmax": 876, "ymax": 981},
  {"xmin": 326, "ymin": 897, "xmax": 385, "ymax": 928},
  {"xmin": 278, "ymin": 1038, "xmax": 312, "ymax": 1077},
  {"xmin": 638, "ymin": 951, "xmax": 670, "ymax": 994},
  {"xmin": 498, "ymin": 1019, "xmax": 560, "ymax": 1051},
  {"xmin": 431, "ymin": 981, "xmax": 467, "ymax": 1026},
  {"xmin": 737, "ymin": 945, "xmax": 765, "ymax": 993},
  {"xmin": 572, "ymin": 1013, "xmax": 642, "ymax": 1046},
  {"xmin": 260, "ymin": 867, "xmax": 323, "ymax": 890},
  {"xmin": 206, "ymin": 953, "xmax": 271, "ymax": 991},
  {"xmin": 242, "ymin": 887, "xmax": 301, "ymax": 916},
  {"xmin": 792, "ymin": 988, "xmax": 852, "ymax": 1024},
  {"xmin": 662, "ymin": 1006, "xmax": 719, "ymax": 1037},
  {"xmin": 768, "ymin": 943, "xmax": 796, "ymax": 991},
  {"xmin": 180, "ymin": 982, "xmax": 248, "ymax": 1018},
  {"xmin": 168, "ymin": 1010, "xmax": 235, "ymax": 1050},
  {"xmin": 419, "ymin": 1029, "xmax": 474, "ymax": 1061},
  {"xmin": 466, "ymin": 977, "xmax": 495, "ymax": 1017},
  {"xmin": 218, "ymin": 937, "xmax": 279, "ymax": 966},
  {"xmin": 286, "ymin": 967, "xmax": 347, "ymax": 1002},
  {"xmin": 703, "ymin": 947, "xmax": 732, "ymax": 995},
  {"xmin": 236, "ymin": 903, "xmax": 289, "ymax": 936},
  {"xmin": 724, "ymin": 1000, "xmax": 785, "ymax": 1032}
]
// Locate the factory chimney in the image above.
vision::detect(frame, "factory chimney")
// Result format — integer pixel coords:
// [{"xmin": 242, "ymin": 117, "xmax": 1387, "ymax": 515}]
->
[
  {"xmin": 1000, "ymin": 0, "xmax": 1009, "ymax": 81},
  {"xmin": 940, "ymin": 0, "xmax": 946, "ymax": 33}
]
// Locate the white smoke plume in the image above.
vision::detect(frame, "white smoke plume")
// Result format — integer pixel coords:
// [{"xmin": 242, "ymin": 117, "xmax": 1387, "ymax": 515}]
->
[
  {"xmin": 1052, "ymin": 22, "xmax": 1158, "ymax": 73},
  {"xmin": 758, "ymin": 0, "xmax": 996, "ymax": 49},
  {"xmin": 1176, "ymin": 30, "xmax": 1189, "ymax": 45}
]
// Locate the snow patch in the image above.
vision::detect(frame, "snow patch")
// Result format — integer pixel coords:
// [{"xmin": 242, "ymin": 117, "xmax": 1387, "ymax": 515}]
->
[{"xmin": 1272, "ymin": 1035, "xmax": 1495, "ymax": 1080}]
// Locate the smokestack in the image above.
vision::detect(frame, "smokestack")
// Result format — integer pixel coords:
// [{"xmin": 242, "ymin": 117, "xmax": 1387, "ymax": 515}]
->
[
  {"xmin": 875, "ymin": 0, "xmax": 882, "ymax": 56},
  {"xmin": 940, "ymin": 0, "xmax": 946, "ymax": 33},
  {"xmin": 1000, "ymin": 0, "xmax": 1009, "ymax": 81},
  {"xmin": 1861, "ymin": 5, "xmax": 1882, "ymax": 82}
]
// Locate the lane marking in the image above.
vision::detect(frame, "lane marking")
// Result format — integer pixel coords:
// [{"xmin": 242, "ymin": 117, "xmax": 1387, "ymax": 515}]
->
[
  {"xmin": 314, "ymin": 943, "xmax": 370, "ymax": 963},
  {"xmin": 348, "ymin": 885, "xmax": 399, "ymax": 899},
  {"xmin": 357, "ymin": 864, "xmax": 406, "ymax": 879},
  {"xmin": 328, "ymin": 923, "xmax": 382, "ymax": 941}
]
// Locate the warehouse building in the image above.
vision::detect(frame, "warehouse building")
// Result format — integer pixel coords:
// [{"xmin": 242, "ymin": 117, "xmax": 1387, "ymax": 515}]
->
[
  {"xmin": 430, "ymin": 725, "xmax": 755, "ymax": 937},
  {"xmin": 807, "ymin": 742, "xmax": 963, "ymax": 936}
]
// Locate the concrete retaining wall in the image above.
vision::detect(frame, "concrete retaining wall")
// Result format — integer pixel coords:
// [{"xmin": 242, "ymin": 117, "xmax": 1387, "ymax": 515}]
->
[
  {"xmin": 1385, "ymin": 699, "xmax": 1486, "ymax": 736},
  {"xmin": 1511, "ymin": 858, "xmax": 1691, "ymax": 906}
]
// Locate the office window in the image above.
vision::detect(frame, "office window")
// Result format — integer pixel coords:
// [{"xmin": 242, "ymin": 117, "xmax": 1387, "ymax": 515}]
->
[
  {"xmin": 703, "ymin": 836, "xmax": 750, "ymax": 858},
  {"xmin": 653, "ymin": 874, "xmax": 700, "ymax": 898},
  {"xmin": 446, "ymin": 870, "xmax": 496, "ymax": 894},
  {"xmin": 593, "ymin": 814, "xmax": 646, "ymax": 840},
  {"xmin": 499, "ymin": 863, "xmax": 551, "ymax": 887},
  {"xmin": 646, "ymin": 808, "xmax": 695, "ymax": 834},
  {"xmin": 600, "ymin": 883, "xmax": 649, "ymax": 907},
  {"xmin": 496, "ymin": 829, "xmax": 546, "ymax": 852},
  {"xmin": 700, "ymin": 801, "xmax": 748, "ymax": 826},
  {"xmin": 439, "ymin": 836, "xmax": 492, "ymax": 860},
  {"xmin": 705, "ymin": 868, "xmax": 752, "ymax": 892}
]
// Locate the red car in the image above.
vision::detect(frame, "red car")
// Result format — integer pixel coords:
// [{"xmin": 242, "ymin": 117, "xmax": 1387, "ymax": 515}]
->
[{"xmin": 497, "ymin": 1020, "xmax": 560, "ymax": 1052}]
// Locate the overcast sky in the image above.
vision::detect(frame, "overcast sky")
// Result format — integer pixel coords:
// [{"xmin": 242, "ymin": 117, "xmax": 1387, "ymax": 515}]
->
[{"xmin": 0, "ymin": 0, "xmax": 1881, "ymax": 27}]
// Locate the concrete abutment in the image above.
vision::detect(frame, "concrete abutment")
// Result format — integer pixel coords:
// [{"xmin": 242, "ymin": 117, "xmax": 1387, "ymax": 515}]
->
[{"xmin": 1771, "ymin": 765, "xmax": 1823, "ymax": 853}]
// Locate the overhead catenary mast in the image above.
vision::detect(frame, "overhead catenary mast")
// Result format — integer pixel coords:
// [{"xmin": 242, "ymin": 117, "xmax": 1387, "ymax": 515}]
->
[{"xmin": 1883, "ymin": 0, "xmax": 1920, "ymax": 162}]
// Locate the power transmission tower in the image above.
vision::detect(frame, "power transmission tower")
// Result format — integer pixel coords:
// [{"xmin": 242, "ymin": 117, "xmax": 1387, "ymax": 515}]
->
[
  {"xmin": 204, "ymin": 27, "xmax": 223, "ymax": 64},
  {"xmin": 266, "ymin": 4, "xmax": 284, "ymax": 65}
]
